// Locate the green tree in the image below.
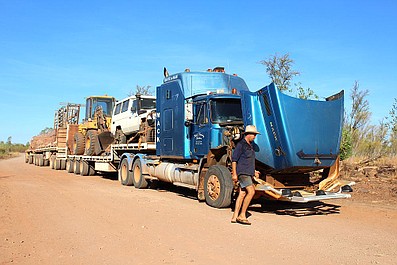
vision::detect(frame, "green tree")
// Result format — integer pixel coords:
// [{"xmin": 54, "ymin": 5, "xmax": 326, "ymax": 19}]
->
[
  {"xmin": 387, "ymin": 98, "xmax": 397, "ymax": 156},
  {"xmin": 260, "ymin": 53, "xmax": 318, "ymax": 99},
  {"xmin": 260, "ymin": 53, "xmax": 299, "ymax": 92},
  {"xmin": 345, "ymin": 81, "xmax": 371, "ymax": 156},
  {"xmin": 40, "ymin": 127, "xmax": 53, "ymax": 135}
]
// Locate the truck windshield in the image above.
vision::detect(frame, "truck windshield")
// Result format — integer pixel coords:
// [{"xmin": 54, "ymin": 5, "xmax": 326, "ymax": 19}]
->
[{"xmin": 210, "ymin": 98, "xmax": 243, "ymax": 124}]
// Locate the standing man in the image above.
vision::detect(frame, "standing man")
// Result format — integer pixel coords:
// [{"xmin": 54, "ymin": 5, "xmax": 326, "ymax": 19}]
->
[{"xmin": 231, "ymin": 125, "xmax": 260, "ymax": 225}]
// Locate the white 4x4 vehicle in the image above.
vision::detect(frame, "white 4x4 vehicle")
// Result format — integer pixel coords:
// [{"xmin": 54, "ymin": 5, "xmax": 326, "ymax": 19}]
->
[{"xmin": 111, "ymin": 94, "xmax": 156, "ymax": 143}]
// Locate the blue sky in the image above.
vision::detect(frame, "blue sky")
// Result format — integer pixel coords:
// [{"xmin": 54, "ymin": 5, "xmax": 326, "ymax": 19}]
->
[{"xmin": 1, "ymin": 0, "xmax": 396, "ymax": 144}]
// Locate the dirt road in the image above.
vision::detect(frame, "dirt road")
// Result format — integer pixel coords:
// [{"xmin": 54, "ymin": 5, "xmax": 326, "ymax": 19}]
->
[{"xmin": 1, "ymin": 155, "xmax": 396, "ymax": 265}]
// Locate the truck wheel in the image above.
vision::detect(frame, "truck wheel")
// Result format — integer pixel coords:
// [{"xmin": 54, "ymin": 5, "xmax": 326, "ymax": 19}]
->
[
  {"xmin": 60, "ymin": 159, "xmax": 66, "ymax": 170},
  {"xmin": 74, "ymin": 160, "xmax": 81, "ymax": 175},
  {"xmin": 132, "ymin": 158, "xmax": 148, "ymax": 189},
  {"xmin": 28, "ymin": 155, "xmax": 33, "ymax": 164},
  {"xmin": 66, "ymin": 159, "xmax": 74, "ymax": 173},
  {"xmin": 74, "ymin": 132, "xmax": 85, "ymax": 155},
  {"xmin": 38, "ymin": 154, "xmax": 44, "ymax": 167},
  {"xmin": 204, "ymin": 165, "xmax": 234, "ymax": 208},
  {"xmin": 54, "ymin": 159, "xmax": 62, "ymax": 170},
  {"xmin": 25, "ymin": 153, "xmax": 29, "ymax": 163},
  {"xmin": 85, "ymin": 130, "xmax": 98, "ymax": 156},
  {"xmin": 119, "ymin": 158, "xmax": 133, "ymax": 186},
  {"xmin": 44, "ymin": 159, "xmax": 49, "ymax": 167},
  {"xmin": 80, "ymin": 161, "xmax": 94, "ymax": 176},
  {"xmin": 49, "ymin": 156, "xmax": 55, "ymax": 169}
]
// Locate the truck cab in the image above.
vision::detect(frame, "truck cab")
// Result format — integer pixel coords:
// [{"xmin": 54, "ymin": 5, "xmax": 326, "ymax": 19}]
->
[{"xmin": 156, "ymin": 70, "xmax": 249, "ymax": 159}]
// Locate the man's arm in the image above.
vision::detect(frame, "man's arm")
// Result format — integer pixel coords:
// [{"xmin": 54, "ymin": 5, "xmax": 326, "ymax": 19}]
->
[{"xmin": 232, "ymin": 161, "xmax": 238, "ymax": 183}]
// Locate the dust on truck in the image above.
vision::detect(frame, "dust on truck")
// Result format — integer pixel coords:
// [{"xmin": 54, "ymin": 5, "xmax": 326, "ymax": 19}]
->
[{"xmin": 119, "ymin": 68, "xmax": 353, "ymax": 208}]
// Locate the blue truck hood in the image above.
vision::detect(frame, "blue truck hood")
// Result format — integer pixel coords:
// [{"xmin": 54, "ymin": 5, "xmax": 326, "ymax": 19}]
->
[{"xmin": 241, "ymin": 83, "xmax": 344, "ymax": 173}]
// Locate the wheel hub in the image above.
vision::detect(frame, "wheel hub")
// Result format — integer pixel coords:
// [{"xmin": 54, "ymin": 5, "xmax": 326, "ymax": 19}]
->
[{"xmin": 207, "ymin": 174, "xmax": 221, "ymax": 200}]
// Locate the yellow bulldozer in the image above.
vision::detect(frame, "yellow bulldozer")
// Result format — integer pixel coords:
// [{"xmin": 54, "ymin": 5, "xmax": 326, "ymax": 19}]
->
[{"xmin": 73, "ymin": 95, "xmax": 116, "ymax": 156}]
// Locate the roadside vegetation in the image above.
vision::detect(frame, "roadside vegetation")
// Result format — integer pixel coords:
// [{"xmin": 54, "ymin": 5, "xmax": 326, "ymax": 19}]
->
[
  {"xmin": 0, "ymin": 137, "xmax": 29, "ymax": 159},
  {"xmin": 261, "ymin": 53, "xmax": 397, "ymax": 162}
]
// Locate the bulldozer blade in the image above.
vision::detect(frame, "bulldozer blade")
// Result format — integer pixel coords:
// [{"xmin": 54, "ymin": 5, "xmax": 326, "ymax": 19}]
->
[{"xmin": 97, "ymin": 131, "xmax": 115, "ymax": 154}]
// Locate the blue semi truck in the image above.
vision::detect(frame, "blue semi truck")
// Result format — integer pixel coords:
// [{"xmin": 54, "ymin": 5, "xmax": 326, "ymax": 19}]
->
[
  {"xmin": 118, "ymin": 68, "xmax": 354, "ymax": 208},
  {"xmin": 26, "ymin": 67, "xmax": 353, "ymax": 208}
]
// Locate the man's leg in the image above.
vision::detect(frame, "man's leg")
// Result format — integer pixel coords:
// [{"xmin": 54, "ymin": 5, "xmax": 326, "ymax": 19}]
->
[
  {"xmin": 238, "ymin": 184, "xmax": 255, "ymax": 220},
  {"xmin": 231, "ymin": 188, "xmax": 246, "ymax": 222}
]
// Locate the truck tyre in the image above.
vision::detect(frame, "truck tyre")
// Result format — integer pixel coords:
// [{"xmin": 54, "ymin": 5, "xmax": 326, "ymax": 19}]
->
[
  {"xmin": 85, "ymin": 130, "xmax": 99, "ymax": 156},
  {"xmin": 66, "ymin": 159, "xmax": 74, "ymax": 173},
  {"xmin": 25, "ymin": 153, "xmax": 29, "ymax": 163},
  {"xmin": 60, "ymin": 159, "xmax": 66, "ymax": 170},
  {"xmin": 49, "ymin": 156, "xmax": 55, "ymax": 169},
  {"xmin": 74, "ymin": 160, "xmax": 81, "ymax": 175},
  {"xmin": 44, "ymin": 159, "xmax": 49, "ymax": 167},
  {"xmin": 74, "ymin": 132, "xmax": 85, "ymax": 155},
  {"xmin": 80, "ymin": 161, "xmax": 94, "ymax": 176},
  {"xmin": 54, "ymin": 159, "xmax": 62, "ymax": 170},
  {"xmin": 204, "ymin": 165, "xmax": 234, "ymax": 208},
  {"xmin": 132, "ymin": 158, "xmax": 148, "ymax": 189},
  {"xmin": 28, "ymin": 155, "xmax": 33, "ymax": 164},
  {"xmin": 119, "ymin": 158, "xmax": 133, "ymax": 186},
  {"xmin": 38, "ymin": 154, "xmax": 44, "ymax": 167}
]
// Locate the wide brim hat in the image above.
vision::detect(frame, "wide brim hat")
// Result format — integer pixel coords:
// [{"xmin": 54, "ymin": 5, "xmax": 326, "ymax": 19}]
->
[{"xmin": 244, "ymin": 125, "xmax": 260, "ymax": 135}]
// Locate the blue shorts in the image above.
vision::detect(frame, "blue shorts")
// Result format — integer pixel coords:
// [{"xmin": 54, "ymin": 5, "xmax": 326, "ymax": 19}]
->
[{"xmin": 238, "ymin": 174, "xmax": 254, "ymax": 189}]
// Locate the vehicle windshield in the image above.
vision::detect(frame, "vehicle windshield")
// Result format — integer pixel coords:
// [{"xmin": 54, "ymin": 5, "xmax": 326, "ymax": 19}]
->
[
  {"xmin": 141, "ymin": 98, "xmax": 156, "ymax": 109},
  {"xmin": 210, "ymin": 98, "xmax": 243, "ymax": 124},
  {"xmin": 92, "ymin": 98, "xmax": 114, "ymax": 117}
]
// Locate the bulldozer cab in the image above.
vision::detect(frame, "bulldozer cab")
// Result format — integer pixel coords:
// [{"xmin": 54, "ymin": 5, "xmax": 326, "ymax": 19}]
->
[{"xmin": 85, "ymin": 96, "xmax": 115, "ymax": 121}]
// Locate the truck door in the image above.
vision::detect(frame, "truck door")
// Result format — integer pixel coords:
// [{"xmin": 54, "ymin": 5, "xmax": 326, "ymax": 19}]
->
[{"xmin": 191, "ymin": 101, "xmax": 210, "ymax": 158}]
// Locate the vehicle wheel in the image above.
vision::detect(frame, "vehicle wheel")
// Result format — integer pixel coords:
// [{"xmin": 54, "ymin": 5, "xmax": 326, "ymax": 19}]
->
[
  {"xmin": 34, "ymin": 155, "xmax": 39, "ymax": 166},
  {"xmin": 25, "ymin": 153, "xmax": 29, "ymax": 163},
  {"xmin": 55, "ymin": 159, "xmax": 62, "ymax": 170},
  {"xmin": 204, "ymin": 165, "xmax": 234, "ymax": 208},
  {"xmin": 74, "ymin": 160, "xmax": 81, "ymax": 175},
  {"xmin": 85, "ymin": 130, "xmax": 99, "ymax": 156},
  {"xmin": 132, "ymin": 158, "xmax": 148, "ymax": 189},
  {"xmin": 119, "ymin": 158, "xmax": 133, "ymax": 186},
  {"xmin": 73, "ymin": 132, "xmax": 85, "ymax": 155},
  {"xmin": 44, "ymin": 159, "xmax": 49, "ymax": 166},
  {"xmin": 28, "ymin": 155, "xmax": 33, "ymax": 164},
  {"xmin": 120, "ymin": 134, "xmax": 127, "ymax": 144},
  {"xmin": 66, "ymin": 159, "xmax": 74, "ymax": 173},
  {"xmin": 60, "ymin": 159, "xmax": 66, "ymax": 170},
  {"xmin": 80, "ymin": 161, "xmax": 94, "ymax": 176},
  {"xmin": 115, "ymin": 129, "xmax": 127, "ymax": 144},
  {"xmin": 38, "ymin": 154, "xmax": 44, "ymax": 167},
  {"xmin": 49, "ymin": 155, "xmax": 55, "ymax": 169}
]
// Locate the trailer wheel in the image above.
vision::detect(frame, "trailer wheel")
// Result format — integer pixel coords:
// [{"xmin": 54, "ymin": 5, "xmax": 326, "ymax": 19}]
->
[
  {"xmin": 25, "ymin": 153, "xmax": 29, "ymax": 163},
  {"xmin": 119, "ymin": 158, "xmax": 133, "ymax": 186},
  {"xmin": 132, "ymin": 158, "xmax": 148, "ymax": 189},
  {"xmin": 54, "ymin": 159, "xmax": 61, "ymax": 170},
  {"xmin": 66, "ymin": 159, "xmax": 74, "ymax": 173},
  {"xmin": 85, "ymin": 130, "xmax": 99, "ymax": 156},
  {"xmin": 44, "ymin": 159, "xmax": 49, "ymax": 167},
  {"xmin": 38, "ymin": 154, "xmax": 44, "ymax": 167},
  {"xmin": 80, "ymin": 161, "xmax": 94, "ymax": 176},
  {"xmin": 49, "ymin": 155, "xmax": 55, "ymax": 169},
  {"xmin": 74, "ymin": 132, "xmax": 85, "ymax": 155},
  {"xmin": 74, "ymin": 160, "xmax": 81, "ymax": 175},
  {"xmin": 204, "ymin": 165, "xmax": 233, "ymax": 208},
  {"xmin": 28, "ymin": 155, "xmax": 33, "ymax": 164}
]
